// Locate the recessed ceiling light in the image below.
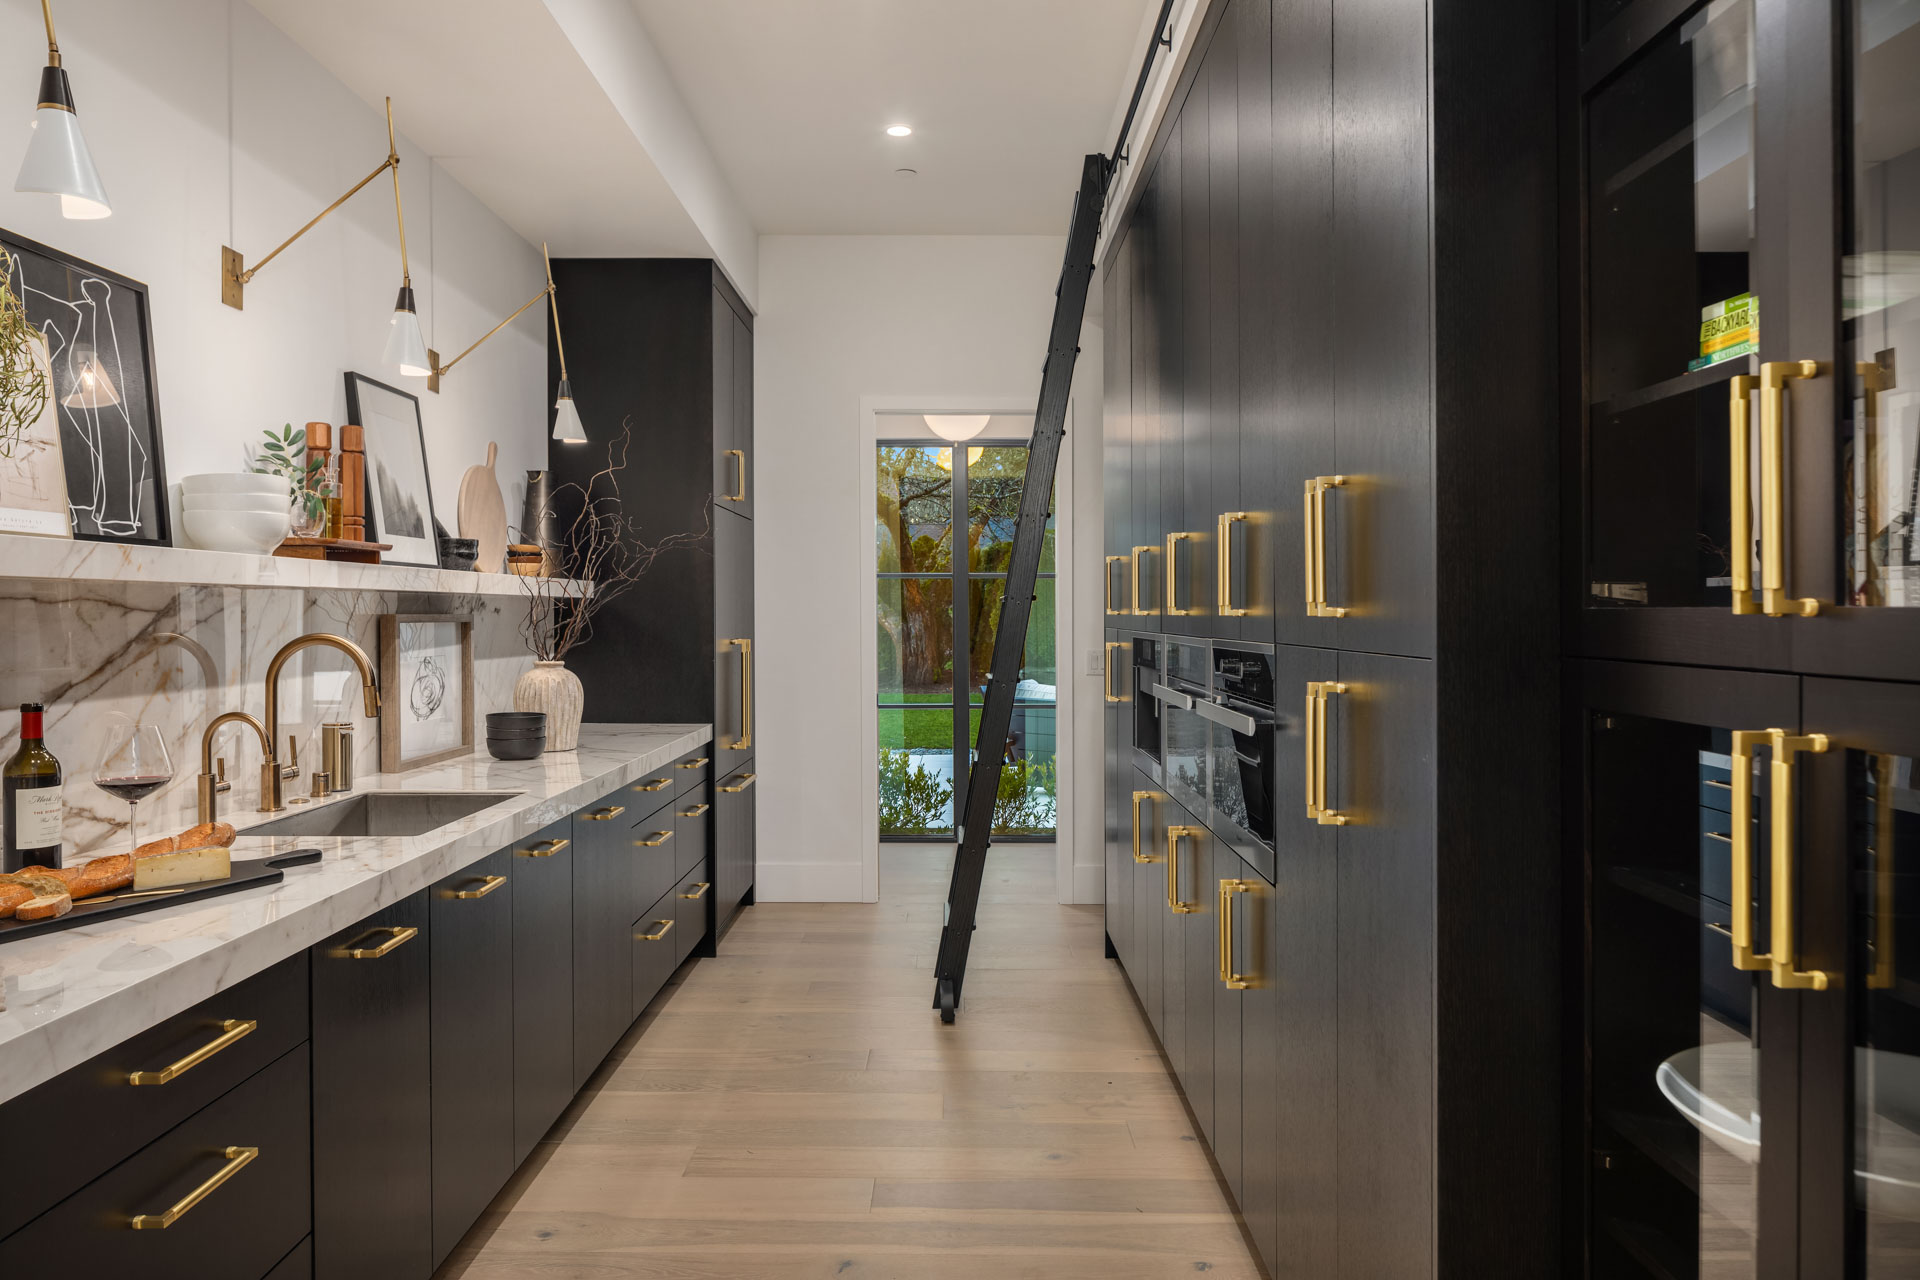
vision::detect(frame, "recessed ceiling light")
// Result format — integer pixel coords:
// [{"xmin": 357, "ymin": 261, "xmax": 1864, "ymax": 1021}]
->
[
  {"xmin": 886, "ymin": 124, "xmax": 912, "ymax": 137},
  {"xmin": 895, "ymin": 168, "xmax": 917, "ymax": 176}
]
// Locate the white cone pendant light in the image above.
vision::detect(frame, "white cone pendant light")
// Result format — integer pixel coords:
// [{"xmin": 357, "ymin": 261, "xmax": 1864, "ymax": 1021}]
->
[
  {"xmin": 551, "ymin": 380, "xmax": 586, "ymax": 443},
  {"xmin": 15, "ymin": 1, "xmax": 109, "ymax": 219},
  {"xmin": 384, "ymin": 285, "xmax": 432, "ymax": 377}
]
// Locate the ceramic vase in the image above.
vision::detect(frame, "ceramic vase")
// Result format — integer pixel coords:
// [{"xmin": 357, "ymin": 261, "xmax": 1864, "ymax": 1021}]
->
[{"xmin": 514, "ymin": 660, "xmax": 583, "ymax": 751}]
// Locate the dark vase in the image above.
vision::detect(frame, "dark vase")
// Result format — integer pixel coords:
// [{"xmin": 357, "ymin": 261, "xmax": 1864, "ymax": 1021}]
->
[{"xmin": 521, "ymin": 470, "xmax": 559, "ymax": 569}]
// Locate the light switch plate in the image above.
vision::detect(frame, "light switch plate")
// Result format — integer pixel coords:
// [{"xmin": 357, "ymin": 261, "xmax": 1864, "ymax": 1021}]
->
[{"xmin": 1084, "ymin": 649, "xmax": 1106, "ymax": 676}]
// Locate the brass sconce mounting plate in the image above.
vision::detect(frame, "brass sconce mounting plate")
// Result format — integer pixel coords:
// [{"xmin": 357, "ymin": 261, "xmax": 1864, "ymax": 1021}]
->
[
  {"xmin": 221, "ymin": 247, "xmax": 246, "ymax": 309},
  {"xmin": 427, "ymin": 349, "xmax": 441, "ymax": 394}
]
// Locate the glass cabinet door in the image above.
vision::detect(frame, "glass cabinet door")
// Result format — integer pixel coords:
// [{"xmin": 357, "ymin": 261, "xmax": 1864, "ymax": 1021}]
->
[{"xmin": 1579, "ymin": 660, "xmax": 1803, "ymax": 1279}]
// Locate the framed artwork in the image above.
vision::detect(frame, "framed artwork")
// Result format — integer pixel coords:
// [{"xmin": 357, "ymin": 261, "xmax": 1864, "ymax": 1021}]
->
[
  {"xmin": 0, "ymin": 319, "xmax": 72, "ymax": 538},
  {"xmin": 378, "ymin": 613, "xmax": 474, "ymax": 772},
  {"xmin": 345, "ymin": 372, "xmax": 438, "ymax": 567},
  {"xmin": 0, "ymin": 230, "xmax": 169, "ymax": 544}
]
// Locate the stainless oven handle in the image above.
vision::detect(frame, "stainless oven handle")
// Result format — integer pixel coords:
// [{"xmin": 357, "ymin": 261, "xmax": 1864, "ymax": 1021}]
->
[
  {"xmin": 1149, "ymin": 683, "xmax": 1194, "ymax": 710},
  {"xmin": 1195, "ymin": 700, "xmax": 1258, "ymax": 735}
]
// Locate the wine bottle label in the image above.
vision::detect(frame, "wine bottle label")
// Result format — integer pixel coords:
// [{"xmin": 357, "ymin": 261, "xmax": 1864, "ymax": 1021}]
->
[{"xmin": 13, "ymin": 788, "xmax": 61, "ymax": 849}]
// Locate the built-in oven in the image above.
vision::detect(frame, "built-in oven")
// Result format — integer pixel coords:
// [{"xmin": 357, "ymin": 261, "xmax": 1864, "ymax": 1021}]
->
[
  {"xmin": 1131, "ymin": 636, "xmax": 1165, "ymax": 781},
  {"xmin": 1160, "ymin": 639, "xmax": 1212, "ymax": 816},
  {"xmin": 1199, "ymin": 641, "xmax": 1276, "ymax": 883}
]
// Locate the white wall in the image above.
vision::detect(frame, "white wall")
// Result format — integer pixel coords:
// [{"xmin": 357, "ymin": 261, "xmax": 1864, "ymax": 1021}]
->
[
  {"xmin": 755, "ymin": 234, "xmax": 1104, "ymax": 904},
  {"xmin": 0, "ymin": 0, "xmax": 549, "ymax": 532}
]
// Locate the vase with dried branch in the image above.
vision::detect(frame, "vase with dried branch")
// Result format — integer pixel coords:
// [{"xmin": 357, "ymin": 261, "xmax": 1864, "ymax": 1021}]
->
[{"xmin": 513, "ymin": 420, "xmax": 709, "ymax": 750}]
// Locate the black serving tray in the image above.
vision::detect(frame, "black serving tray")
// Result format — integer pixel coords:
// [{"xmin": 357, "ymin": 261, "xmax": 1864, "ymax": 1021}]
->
[{"xmin": 0, "ymin": 849, "xmax": 322, "ymax": 944}]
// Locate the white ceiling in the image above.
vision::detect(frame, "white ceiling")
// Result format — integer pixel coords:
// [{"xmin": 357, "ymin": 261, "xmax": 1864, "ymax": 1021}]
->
[{"xmin": 629, "ymin": 0, "xmax": 1156, "ymax": 235}]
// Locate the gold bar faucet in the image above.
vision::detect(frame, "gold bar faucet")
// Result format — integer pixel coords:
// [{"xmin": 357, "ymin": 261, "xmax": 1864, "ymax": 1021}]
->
[
  {"xmin": 196, "ymin": 711, "xmax": 272, "ymax": 825},
  {"xmin": 262, "ymin": 633, "xmax": 381, "ymax": 812}
]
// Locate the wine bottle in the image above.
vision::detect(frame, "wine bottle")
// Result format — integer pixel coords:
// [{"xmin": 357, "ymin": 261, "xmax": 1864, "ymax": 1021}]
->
[{"xmin": 4, "ymin": 702, "xmax": 63, "ymax": 871}]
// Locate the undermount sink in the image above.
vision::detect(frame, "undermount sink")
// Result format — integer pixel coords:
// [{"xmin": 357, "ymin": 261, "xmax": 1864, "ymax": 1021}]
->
[{"xmin": 241, "ymin": 791, "xmax": 521, "ymax": 839}]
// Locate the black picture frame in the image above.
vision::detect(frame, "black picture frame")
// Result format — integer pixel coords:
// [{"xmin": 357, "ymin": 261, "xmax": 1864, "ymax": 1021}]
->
[
  {"xmin": 343, "ymin": 371, "xmax": 439, "ymax": 568},
  {"xmin": 0, "ymin": 228, "xmax": 170, "ymax": 545}
]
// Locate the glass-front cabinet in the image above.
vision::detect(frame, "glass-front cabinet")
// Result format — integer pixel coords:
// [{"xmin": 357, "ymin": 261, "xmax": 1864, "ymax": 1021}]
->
[
  {"xmin": 1578, "ymin": 0, "xmax": 1920, "ymax": 678},
  {"xmin": 1579, "ymin": 660, "xmax": 1920, "ymax": 1276}
]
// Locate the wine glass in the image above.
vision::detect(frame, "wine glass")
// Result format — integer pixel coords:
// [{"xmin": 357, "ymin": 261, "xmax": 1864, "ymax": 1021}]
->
[{"xmin": 94, "ymin": 723, "xmax": 175, "ymax": 854}]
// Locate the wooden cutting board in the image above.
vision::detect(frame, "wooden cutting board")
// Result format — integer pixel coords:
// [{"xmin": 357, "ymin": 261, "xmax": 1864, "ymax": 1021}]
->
[{"xmin": 456, "ymin": 441, "xmax": 509, "ymax": 572}]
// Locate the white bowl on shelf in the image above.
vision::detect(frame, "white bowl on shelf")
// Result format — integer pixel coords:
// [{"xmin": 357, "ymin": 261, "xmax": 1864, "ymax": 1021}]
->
[
  {"xmin": 183, "ymin": 492, "xmax": 294, "ymax": 514},
  {"xmin": 179, "ymin": 473, "xmax": 291, "ymax": 498},
  {"xmin": 183, "ymin": 507, "xmax": 290, "ymax": 555}
]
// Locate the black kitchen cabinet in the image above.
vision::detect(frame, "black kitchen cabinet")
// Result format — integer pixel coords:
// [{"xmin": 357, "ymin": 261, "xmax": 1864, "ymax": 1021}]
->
[
  {"xmin": 1101, "ymin": 0, "xmax": 1558, "ymax": 1273},
  {"xmin": 630, "ymin": 789, "xmax": 680, "ymax": 921},
  {"xmin": 632, "ymin": 885, "xmax": 677, "ymax": 1018},
  {"xmin": 672, "ymin": 859, "xmax": 714, "ymax": 968},
  {"xmin": 573, "ymin": 792, "xmax": 636, "ymax": 1086},
  {"xmin": 715, "ymin": 764, "xmax": 758, "ymax": 936},
  {"xmin": 1103, "ymin": 232, "xmax": 1135, "ymax": 619},
  {"xmin": 714, "ymin": 504, "xmax": 756, "ymax": 784},
  {"xmin": 511, "ymin": 817, "xmax": 575, "ymax": 1164},
  {"xmin": 311, "ymin": 892, "xmax": 431, "ymax": 1280},
  {"xmin": 430, "ymin": 848, "xmax": 515, "ymax": 1267},
  {"xmin": 674, "ymin": 786, "xmax": 713, "ymax": 880}
]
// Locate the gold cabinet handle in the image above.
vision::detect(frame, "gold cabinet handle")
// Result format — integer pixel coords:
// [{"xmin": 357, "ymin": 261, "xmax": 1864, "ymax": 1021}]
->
[
  {"xmin": 1728, "ymin": 730, "xmax": 1767, "ymax": 973},
  {"xmin": 129, "ymin": 1146, "xmax": 258, "ymax": 1230},
  {"xmin": 1751, "ymin": 361, "xmax": 1822, "ymax": 617},
  {"xmin": 1105, "ymin": 555, "xmax": 1129, "ymax": 615},
  {"xmin": 1305, "ymin": 681, "xmax": 1350, "ymax": 825},
  {"xmin": 634, "ymin": 830, "xmax": 674, "ymax": 848},
  {"xmin": 1104, "ymin": 641, "xmax": 1129, "ymax": 704},
  {"xmin": 633, "ymin": 778, "xmax": 671, "ymax": 792},
  {"xmin": 447, "ymin": 874, "xmax": 507, "ymax": 900},
  {"xmin": 1131, "ymin": 790, "xmax": 1157, "ymax": 863},
  {"xmin": 718, "ymin": 772, "xmax": 757, "ymax": 794},
  {"xmin": 724, "ymin": 638, "xmax": 754, "ymax": 749},
  {"xmin": 1728, "ymin": 728, "xmax": 1831, "ymax": 988},
  {"xmin": 677, "ymin": 757, "xmax": 710, "ymax": 769},
  {"xmin": 1130, "ymin": 545, "xmax": 1155, "ymax": 616},
  {"xmin": 724, "ymin": 449, "xmax": 748, "ymax": 502},
  {"xmin": 1218, "ymin": 512, "xmax": 1250, "ymax": 617},
  {"xmin": 637, "ymin": 918, "xmax": 675, "ymax": 942},
  {"xmin": 340, "ymin": 924, "xmax": 418, "ymax": 959},
  {"xmin": 582, "ymin": 805, "xmax": 626, "ymax": 821},
  {"xmin": 1165, "ymin": 531, "xmax": 1196, "ymax": 615},
  {"xmin": 1219, "ymin": 879, "xmax": 1252, "ymax": 989},
  {"xmin": 128, "ymin": 1019, "xmax": 257, "ymax": 1086},
  {"xmin": 517, "ymin": 838, "xmax": 570, "ymax": 858},
  {"xmin": 1729, "ymin": 375, "xmax": 1758, "ymax": 615},
  {"xmin": 679, "ymin": 803, "xmax": 712, "ymax": 818},
  {"xmin": 1166, "ymin": 825, "xmax": 1201, "ymax": 913},
  {"xmin": 680, "ymin": 881, "xmax": 712, "ymax": 900},
  {"xmin": 1304, "ymin": 476, "xmax": 1348, "ymax": 617}
]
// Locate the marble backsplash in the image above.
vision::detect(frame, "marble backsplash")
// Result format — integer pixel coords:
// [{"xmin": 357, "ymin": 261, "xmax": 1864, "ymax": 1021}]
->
[{"xmin": 0, "ymin": 580, "xmax": 538, "ymax": 861}]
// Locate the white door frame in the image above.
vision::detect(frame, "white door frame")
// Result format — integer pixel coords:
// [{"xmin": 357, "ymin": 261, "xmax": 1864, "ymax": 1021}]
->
[{"xmin": 859, "ymin": 394, "xmax": 1076, "ymax": 904}]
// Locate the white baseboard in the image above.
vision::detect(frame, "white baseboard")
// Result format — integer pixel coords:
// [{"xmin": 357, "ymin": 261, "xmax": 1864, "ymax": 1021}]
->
[
  {"xmin": 753, "ymin": 860, "xmax": 869, "ymax": 903},
  {"xmin": 1069, "ymin": 860, "xmax": 1106, "ymax": 905}
]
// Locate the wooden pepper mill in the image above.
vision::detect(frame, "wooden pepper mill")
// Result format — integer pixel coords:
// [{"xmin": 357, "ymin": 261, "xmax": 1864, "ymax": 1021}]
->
[{"xmin": 338, "ymin": 423, "xmax": 366, "ymax": 541}]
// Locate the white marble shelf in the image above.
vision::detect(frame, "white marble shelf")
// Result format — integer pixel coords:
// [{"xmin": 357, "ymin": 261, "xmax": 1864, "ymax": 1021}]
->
[
  {"xmin": 0, "ymin": 723, "xmax": 710, "ymax": 1102},
  {"xmin": 0, "ymin": 532, "xmax": 592, "ymax": 598}
]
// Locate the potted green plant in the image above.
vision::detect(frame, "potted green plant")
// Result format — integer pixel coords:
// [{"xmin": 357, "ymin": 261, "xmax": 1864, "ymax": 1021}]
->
[{"xmin": 250, "ymin": 423, "xmax": 331, "ymax": 537}]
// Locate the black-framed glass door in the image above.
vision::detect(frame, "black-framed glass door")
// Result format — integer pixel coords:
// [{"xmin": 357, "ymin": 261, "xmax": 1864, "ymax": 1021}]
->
[
  {"xmin": 875, "ymin": 439, "xmax": 1057, "ymax": 841},
  {"xmin": 1575, "ymin": 659, "xmax": 1805, "ymax": 1280}
]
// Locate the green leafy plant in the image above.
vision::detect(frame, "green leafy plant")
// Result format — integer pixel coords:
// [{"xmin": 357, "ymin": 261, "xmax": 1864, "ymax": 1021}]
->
[
  {"xmin": 992, "ymin": 758, "xmax": 1057, "ymax": 836},
  {"xmin": 250, "ymin": 423, "xmax": 329, "ymax": 522},
  {"xmin": 0, "ymin": 251, "xmax": 48, "ymax": 460},
  {"xmin": 878, "ymin": 748, "xmax": 954, "ymax": 835}
]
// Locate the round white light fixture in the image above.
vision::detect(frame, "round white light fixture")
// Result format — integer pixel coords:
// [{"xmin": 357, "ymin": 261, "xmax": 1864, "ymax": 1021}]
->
[
  {"xmin": 886, "ymin": 124, "xmax": 913, "ymax": 137},
  {"xmin": 924, "ymin": 414, "xmax": 990, "ymax": 442}
]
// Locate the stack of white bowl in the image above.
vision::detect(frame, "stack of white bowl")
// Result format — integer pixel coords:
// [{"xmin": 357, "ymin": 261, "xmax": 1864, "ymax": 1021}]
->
[{"xmin": 179, "ymin": 473, "xmax": 293, "ymax": 555}]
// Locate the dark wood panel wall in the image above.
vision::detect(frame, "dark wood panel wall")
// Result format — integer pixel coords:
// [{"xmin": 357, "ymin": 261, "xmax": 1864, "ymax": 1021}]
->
[{"xmin": 1101, "ymin": 0, "xmax": 1561, "ymax": 1274}]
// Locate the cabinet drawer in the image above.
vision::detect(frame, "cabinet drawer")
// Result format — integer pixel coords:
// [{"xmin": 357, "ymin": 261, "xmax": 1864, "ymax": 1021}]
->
[
  {"xmin": 631, "ymin": 813, "xmax": 680, "ymax": 917},
  {"xmin": 0, "ymin": 1044, "xmax": 312, "ymax": 1280},
  {"xmin": 627, "ymin": 768, "xmax": 677, "ymax": 809},
  {"xmin": 672, "ymin": 858, "xmax": 713, "ymax": 967},
  {"xmin": 671, "ymin": 752, "xmax": 711, "ymax": 801},
  {"xmin": 0, "ymin": 951, "xmax": 309, "ymax": 1241},
  {"xmin": 673, "ymin": 791, "xmax": 712, "ymax": 879},
  {"xmin": 632, "ymin": 886, "xmax": 679, "ymax": 1018}
]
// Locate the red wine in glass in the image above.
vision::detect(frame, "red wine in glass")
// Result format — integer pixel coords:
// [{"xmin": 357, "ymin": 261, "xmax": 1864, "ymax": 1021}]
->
[{"xmin": 93, "ymin": 724, "xmax": 175, "ymax": 854}]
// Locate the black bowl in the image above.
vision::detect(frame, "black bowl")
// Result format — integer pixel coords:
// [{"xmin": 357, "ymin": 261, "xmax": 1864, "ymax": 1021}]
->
[
  {"xmin": 486, "ymin": 711, "xmax": 546, "ymax": 729},
  {"xmin": 485, "ymin": 727, "xmax": 548, "ymax": 741},
  {"xmin": 486, "ymin": 733, "xmax": 546, "ymax": 761},
  {"xmin": 438, "ymin": 536, "xmax": 479, "ymax": 571}
]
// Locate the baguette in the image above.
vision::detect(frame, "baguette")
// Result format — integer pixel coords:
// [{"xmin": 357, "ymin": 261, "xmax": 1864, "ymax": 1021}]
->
[
  {"xmin": 175, "ymin": 822, "xmax": 238, "ymax": 849},
  {"xmin": 0, "ymin": 870, "xmax": 72, "ymax": 899},
  {"xmin": 133, "ymin": 835, "xmax": 176, "ymax": 859},
  {"xmin": 69, "ymin": 854, "xmax": 133, "ymax": 898},
  {"xmin": 0, "ymin": 885, "xmax": 31, "ymax": 919},
  {"xmin": 15, "ymin": 892, "xmax": 72, "ymax": 922}
]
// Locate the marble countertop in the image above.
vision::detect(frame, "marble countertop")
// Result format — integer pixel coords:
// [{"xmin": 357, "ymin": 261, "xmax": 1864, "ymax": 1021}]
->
[{"xmin": 0, "ymin": 723, "xmax": 710, "ymax": 1103}]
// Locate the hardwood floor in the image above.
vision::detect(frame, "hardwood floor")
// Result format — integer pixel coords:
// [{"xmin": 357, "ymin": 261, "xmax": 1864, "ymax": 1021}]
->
[{"xmin": 437, "ymin": 845, "xmax": 1263, "ymax": 1279}]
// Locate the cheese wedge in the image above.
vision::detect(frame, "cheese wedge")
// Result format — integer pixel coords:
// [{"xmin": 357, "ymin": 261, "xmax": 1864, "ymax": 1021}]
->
[{"xmin": 131, "ymin": 844, "xmax": 232, "ymax": 891}]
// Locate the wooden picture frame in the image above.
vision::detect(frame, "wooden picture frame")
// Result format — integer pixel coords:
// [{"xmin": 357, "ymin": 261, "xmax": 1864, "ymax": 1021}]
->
[{"xmin": 378, "ymin": 613, "xmax": 474, "ymax": 772}]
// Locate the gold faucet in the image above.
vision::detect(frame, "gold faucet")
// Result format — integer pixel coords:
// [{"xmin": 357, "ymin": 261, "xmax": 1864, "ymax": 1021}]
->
[
  {"xmin": 262, "ymin": 633, "xmax": 381, "ymax": 812},
  {"xmin": 196, "ymin": 711, "xmax": 272, "ymax": 824}
]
